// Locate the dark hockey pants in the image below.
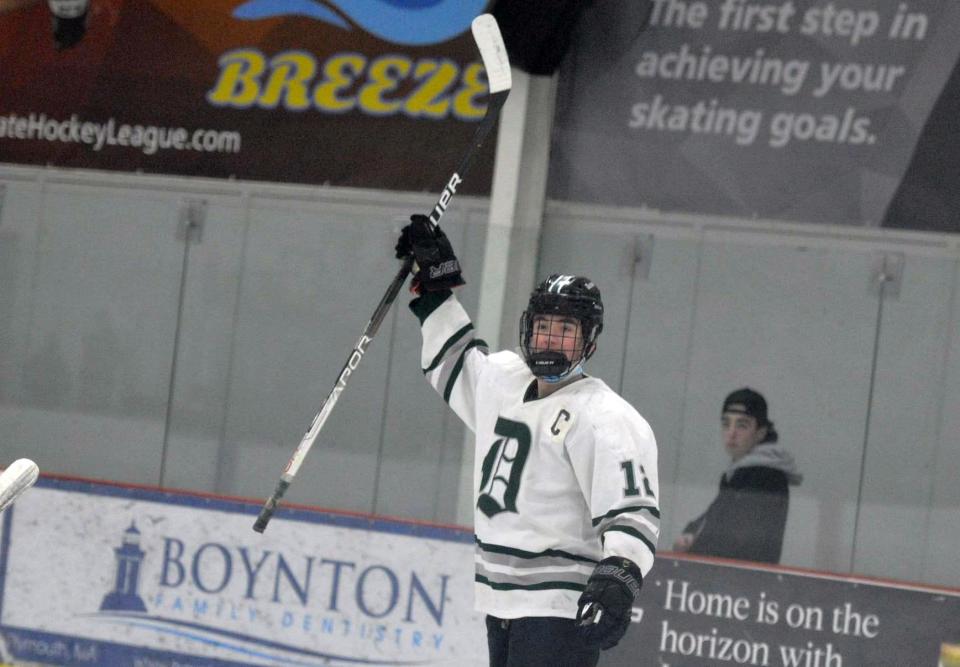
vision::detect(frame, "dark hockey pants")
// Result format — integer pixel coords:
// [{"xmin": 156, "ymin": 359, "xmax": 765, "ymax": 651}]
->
[{"xmin": 486, "ymin": 615, "xmax": 600, "ymax": 667}]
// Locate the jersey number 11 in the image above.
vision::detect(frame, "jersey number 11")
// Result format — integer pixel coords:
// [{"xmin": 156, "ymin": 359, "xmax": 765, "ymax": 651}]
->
[{"xmin": 620, "ymin": 460, "xmax": 654, "ymax": 498}]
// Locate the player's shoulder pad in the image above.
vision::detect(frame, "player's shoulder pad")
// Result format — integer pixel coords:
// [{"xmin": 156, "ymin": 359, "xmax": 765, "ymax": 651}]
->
[
  {"xmin": 579, "ymin": 386, "xmax": 656, "ymax": 451},
  {"xmin": 487, "ymin": 349, "xmax": 527, "ymax": 372}
]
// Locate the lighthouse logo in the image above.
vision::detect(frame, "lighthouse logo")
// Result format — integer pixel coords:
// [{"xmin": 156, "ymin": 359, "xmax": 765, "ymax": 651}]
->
[{"xmin": 99, "ymin": 521, "xmax": 147, "ymax": 613}]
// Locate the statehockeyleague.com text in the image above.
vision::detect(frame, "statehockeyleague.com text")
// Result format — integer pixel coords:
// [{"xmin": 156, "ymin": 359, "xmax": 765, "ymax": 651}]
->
[{"xmin": 0, "ymin": 112, "xmax": 242, "ymax": 156}]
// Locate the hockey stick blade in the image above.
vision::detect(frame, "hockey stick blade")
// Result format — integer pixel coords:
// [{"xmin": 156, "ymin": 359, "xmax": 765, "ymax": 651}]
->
[
  {"xmin": 471, "ymin": 14, "xmax": 511, "ymax": 95},
  {"xmin": 424, "ymin": 14, "xmax": 511, "ymax": 230},
  {"xmin": 253, "ymin": 14, "xmax": 512, "ymax": 534},
  {"xmin": 0, "ymin": 458, "xmax": 39, "ymax": 513}
]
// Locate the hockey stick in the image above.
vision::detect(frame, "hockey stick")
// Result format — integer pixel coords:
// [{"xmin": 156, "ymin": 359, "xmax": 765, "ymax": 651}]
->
[
  {"xmin": 253, "ymin": 14, "xmax": 511, "ymax": 533},
  {"xmin": 0, "ymin": 459, "xmax": 39, "ymax": 514}
]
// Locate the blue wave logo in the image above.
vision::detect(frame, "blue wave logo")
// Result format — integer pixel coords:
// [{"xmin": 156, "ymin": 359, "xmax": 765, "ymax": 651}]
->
[
  {"xmin": 232, "ymin": 0, "xmax": 489, "ymax": 45},
  {"xmin": 95, "ymin": 614, "xmax": 428, "ymax": 666}
]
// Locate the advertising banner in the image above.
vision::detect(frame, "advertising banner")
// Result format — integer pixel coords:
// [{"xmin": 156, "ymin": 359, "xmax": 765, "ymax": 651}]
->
[
  {"xmin": 605, "ymin": 558, "xmax": 960, "ymax": 666},
  {"xmin": 0, "ymin": 478, "xmax": 486, "ymax": 666},
  {"xmin": 2, "ymin": 478, "xmax": 957, "ymax": 666},
  {"xmin": 0, "ymin": 0, "xmax": 496, "ymax": 193},
  {"xmin": 549, "ymin": 0, "xmax": 960, "ymax": 231}
]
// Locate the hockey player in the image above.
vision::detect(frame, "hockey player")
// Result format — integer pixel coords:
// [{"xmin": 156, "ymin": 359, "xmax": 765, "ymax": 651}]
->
[{"xmin": 396, "ymin": 215, "xmax": 660, "ymax": 667}]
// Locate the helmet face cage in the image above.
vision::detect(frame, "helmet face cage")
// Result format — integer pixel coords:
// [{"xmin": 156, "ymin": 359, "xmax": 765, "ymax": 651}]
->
[{"xmin": 520, "ymin": 275, "xmax": 604, "ymax": 380}]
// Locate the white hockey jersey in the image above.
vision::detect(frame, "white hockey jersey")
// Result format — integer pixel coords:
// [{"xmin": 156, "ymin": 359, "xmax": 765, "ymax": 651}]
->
[{"xmin": 412, "ymin": 291, "xmax": 660, "ymax": 619}]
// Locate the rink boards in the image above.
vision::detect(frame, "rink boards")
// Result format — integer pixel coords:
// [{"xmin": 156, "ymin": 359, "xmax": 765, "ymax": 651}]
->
[
  {"xmin": 0, "ymin": 477, "xmax": 485, "ymax": 667},
  {"xmin": 1, "ymin": 477, "xmax": 958, "ymax": 667}
]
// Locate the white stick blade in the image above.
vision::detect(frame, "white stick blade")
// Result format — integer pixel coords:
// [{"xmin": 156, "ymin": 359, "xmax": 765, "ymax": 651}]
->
[
  {"xmin": 0, "ymin": 458, "xmax": 39, "ymax": 513},
  {"xmin": 471, "ymin": 14, "xmax": 511, "ymax": 94}
]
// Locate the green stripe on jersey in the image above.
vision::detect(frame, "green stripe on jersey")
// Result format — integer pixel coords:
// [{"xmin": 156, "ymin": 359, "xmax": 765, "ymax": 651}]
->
[
  {"xmin": 442, "ymin": 339, "xmax": 487, "ymax": 403},
  {"xmin": 424, "ymin": 323, "xmax": 473, "ymax": 373},
  {"xmin": 602, "ymin": 525, "xmax": 657, "ymax": 556},
  {"xmin": 475, "ymin": 574, "xmax": 586, "ymax": 593},
  {"xmin": 592, "ymin": 504, "xmax": 661, "ymax": 527},
  {"xmin": 475, "ymin": 537, "xmax": 598, "ymax": 565}
]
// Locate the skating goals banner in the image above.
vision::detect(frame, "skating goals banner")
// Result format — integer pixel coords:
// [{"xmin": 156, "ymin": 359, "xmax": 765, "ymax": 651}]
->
[
  {"xmin": 0, "ymin": 0, "xmax": 496, "ymax": 194},
  {"xmin": 550, "ymin": 0, "xmax": 960, "ymax": 233},
  {"xmin": 0, "ymin": 478, "xmax": 486, "ymax": 667},
  {"xmin": 1, "ymin": 478, "xmax": 959, "ymax": 667}
]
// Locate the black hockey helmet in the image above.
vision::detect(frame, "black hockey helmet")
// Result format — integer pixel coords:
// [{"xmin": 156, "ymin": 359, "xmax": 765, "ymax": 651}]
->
[{"xmin": 520, "ymin": 274, "xmax": 604, "ymax": 380}]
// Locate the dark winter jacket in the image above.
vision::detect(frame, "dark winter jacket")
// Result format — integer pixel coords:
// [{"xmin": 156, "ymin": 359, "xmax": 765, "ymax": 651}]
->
[{"xmin": 684, "ymin": 444, "xmax": 802, "ymax": 564}]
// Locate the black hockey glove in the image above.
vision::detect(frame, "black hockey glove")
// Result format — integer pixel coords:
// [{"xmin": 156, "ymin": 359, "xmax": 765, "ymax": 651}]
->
[
  {"xmin": 576, "ymin": 556, "xmax": 643, "ymax": 650},
  {"xmin": 395, "ymin": 214, "xmax": 465, "ymax": 293}
]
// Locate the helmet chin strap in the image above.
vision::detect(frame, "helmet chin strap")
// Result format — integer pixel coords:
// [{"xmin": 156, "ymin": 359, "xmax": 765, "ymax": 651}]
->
[
  {"xmin": 541, "ymin": 363, "xmax": 584, "ymax": 384},
  {"xmin": 528, "ymin": 348, "xmax": 587, "ymax": 383}
]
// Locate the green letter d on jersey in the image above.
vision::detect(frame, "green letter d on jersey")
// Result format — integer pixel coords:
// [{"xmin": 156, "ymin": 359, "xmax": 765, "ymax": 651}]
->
[{"xmin": 478, "ymin": 417, "xmax": 531, "ymax": 518}]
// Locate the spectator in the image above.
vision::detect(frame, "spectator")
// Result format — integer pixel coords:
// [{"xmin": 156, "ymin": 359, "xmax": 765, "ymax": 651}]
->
[{"xmin": 673, "ymin": 388, "xmax": 802, "ymax": 564}]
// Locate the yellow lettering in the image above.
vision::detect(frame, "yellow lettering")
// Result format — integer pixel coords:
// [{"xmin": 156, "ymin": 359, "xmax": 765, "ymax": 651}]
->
[
  {"xmin": 313, "ymin": 53, "xmax": 366, "ymax": 112},
  {"xmin": 260, "ymin": 51, "xmax": 317, "ymax": 110},
  {"xmin": 452, "ymin": 61, "xmax": 488, "ymax": 120},
  {"xmin": 207, "ymin": 49, "xmax": 266, "ymax": 108},
  {"xmin": 358, "ymin": 55, "xmax": 412, "ymax": 115},
  {"xmin": 208, "ymin": 49, "xmax": 484, "ymax": 120},
  {"xmin": 404, "ymin": 59, "xmax": 456, "ymax": 118}
]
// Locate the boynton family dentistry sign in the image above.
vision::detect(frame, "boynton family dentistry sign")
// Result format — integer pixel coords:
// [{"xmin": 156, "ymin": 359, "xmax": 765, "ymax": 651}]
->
[{"xmin": 0, "ymin": 478, "xmax": 486, "ymax": 666}]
